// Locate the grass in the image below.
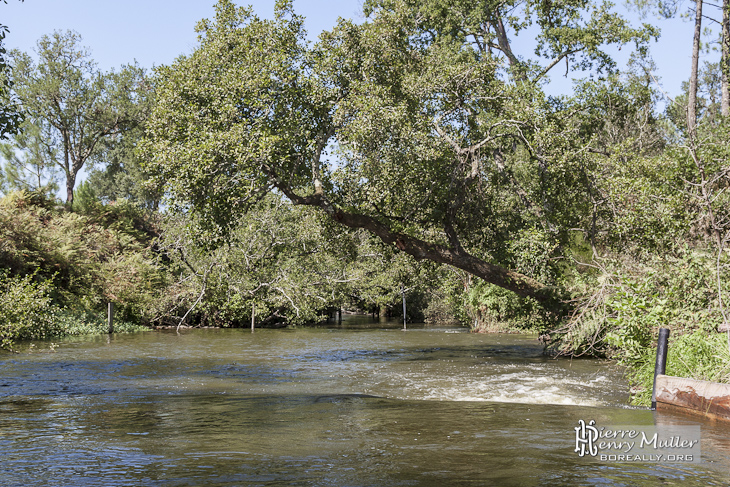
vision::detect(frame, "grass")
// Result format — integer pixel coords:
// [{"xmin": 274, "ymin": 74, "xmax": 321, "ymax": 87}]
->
[{"xmin": 628, "ymin": 328, "xmax": 730, "ymax": 406}]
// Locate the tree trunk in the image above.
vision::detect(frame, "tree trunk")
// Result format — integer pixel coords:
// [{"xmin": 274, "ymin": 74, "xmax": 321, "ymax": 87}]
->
[
  {"xmin": 65, "ymin": 174, "xmax": 75, "ymax": 206},
  {"xmin": 274, "ymin": 181, "xmax": 565, "ymax": 312},
  {"xmin": 688, "ymin": 0, "xmax": 703, "ymax": 136},
  {"xmin": 722, "ymin": 0, "xmax": 730, "ymax": 116},
  {"xmin": 330, "ymin": 206, "xmax": 556, "ymax": 305}
]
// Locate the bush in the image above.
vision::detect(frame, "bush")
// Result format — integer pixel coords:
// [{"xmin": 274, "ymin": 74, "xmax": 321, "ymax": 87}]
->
[
  {"xmin": 47, "ymin": 308, "xmax": 149, "ymax": 336},
  {"xmin": 547, "ymin": 248, "xmax": 730, "ymax": 405},
  {"xmin": 0, "ymin": 273, "xmax": 59, "ymax": 350},
  {"xmin": 465, "ymin": 279, "xmax": 562, "ymax": 333},
  {"xmin": 550, "ymin": 249, "xmax": 725, "ymax": 356},
  {"xmin": 0, "ymin": 272, "xmax": 150, "ymax": 351},
  {"xmin": 0, "ymin": 190, "xmax": 165, "ymax": 324}
]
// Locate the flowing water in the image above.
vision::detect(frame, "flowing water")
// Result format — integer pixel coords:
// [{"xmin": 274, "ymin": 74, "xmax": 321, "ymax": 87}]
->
[{"xmin": 2, "ymin": 317, "xmax": 730, "ymax": 486}]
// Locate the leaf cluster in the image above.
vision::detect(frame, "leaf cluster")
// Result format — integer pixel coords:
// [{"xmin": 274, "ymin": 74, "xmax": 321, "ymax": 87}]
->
[{"xmin": 0, "ymin": 190, "xmax": 164, "ymax": 322}]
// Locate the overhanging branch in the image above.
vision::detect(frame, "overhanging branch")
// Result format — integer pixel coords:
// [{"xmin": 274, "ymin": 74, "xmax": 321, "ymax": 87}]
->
[{"xmin": 274, "ymin": 181, "xmax": 555, "ymax": 304}]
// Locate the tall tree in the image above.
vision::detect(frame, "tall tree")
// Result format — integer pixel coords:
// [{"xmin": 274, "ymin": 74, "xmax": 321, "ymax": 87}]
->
[
  {"xmin": 627, "ymin": 0, "xmax": 728, "ymax": 118},
  {"xmin": 688, "ymin": 0, "xmax": 704, "ymax": 136},
  {"xmin": 144, "ymin": 0, "xmax": 654, "ymax": 309},
  {"xmin": 10, "ymin": 31, "xmax": 146, "ymax": 205}
]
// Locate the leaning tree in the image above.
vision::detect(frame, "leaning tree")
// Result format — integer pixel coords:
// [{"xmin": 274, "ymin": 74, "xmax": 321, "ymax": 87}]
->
[{"xmin": 143, "ymin": 0, "xmax": 655, "ymax": 312}]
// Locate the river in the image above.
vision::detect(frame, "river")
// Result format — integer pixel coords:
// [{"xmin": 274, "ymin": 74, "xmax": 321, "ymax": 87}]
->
[{"xmin": 1, "ymin": 317, "xmax": 730, "ymax": 486}]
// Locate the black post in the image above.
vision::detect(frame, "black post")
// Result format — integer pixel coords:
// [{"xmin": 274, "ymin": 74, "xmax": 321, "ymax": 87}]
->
[
  {"xmin": 651, "ymin": 328, "xmax": 670, "ymax": 410},
  {"xmin": 107, "ymin": 302, "xmax": 114, "ymax": 334}
]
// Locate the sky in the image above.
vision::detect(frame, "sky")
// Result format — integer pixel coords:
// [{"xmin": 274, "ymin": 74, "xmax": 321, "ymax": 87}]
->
[
  {"xmin": 1, "ymin": 0, "xmax": 365, "ymax": 70},
  {"xmin": 2, "ymin": 0, "xmax": 724, "ymax": 99},
  {"xmin": 2, "ymin": 0, "xmax": 723, "ymax": 100}
]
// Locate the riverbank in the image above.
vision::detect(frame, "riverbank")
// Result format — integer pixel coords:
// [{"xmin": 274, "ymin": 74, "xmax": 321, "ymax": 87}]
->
[{"xmin": 2, "ymin": 190, "xmax": 729, "ymax": 410}]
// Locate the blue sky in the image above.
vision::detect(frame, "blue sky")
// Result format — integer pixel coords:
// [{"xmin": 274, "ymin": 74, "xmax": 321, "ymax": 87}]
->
[
  {"xmin": 2, "ymin": 1, "xmax": 365, "ymax": 70},
  {"xmin": 1, "ymin": 1, "xmax": 722, "ymax": 101}
]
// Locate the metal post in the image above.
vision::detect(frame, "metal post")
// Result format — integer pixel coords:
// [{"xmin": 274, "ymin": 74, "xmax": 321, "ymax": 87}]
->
[
  {"xmin": 251, "ymin": 302, "xmax": 255, "ymax": 332},
  {"xmin": 401, "ymin": 284, "xmax": 407, "ymax": 330},
  {"xmin": 107, "ymin": 302, "xmax": 114, "ymax": 334},
  {"xmin": 651, "ymin": 328, "xmax": 671, "ymax": 410}
]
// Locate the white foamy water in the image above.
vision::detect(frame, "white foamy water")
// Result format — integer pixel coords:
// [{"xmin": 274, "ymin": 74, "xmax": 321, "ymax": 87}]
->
[{"xmin": 341, "ymin": 342, "xmax": 629, "ymax": 407}]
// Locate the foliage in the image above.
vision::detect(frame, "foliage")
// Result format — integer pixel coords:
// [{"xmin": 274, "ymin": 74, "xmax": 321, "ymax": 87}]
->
[
  {"xmin": 547, "ymin": 246, "xmax": 730, "ymax": 404},
  {"xmin": 629, "ymin": 327, "xmax": 730, "ymax": 406},
  {"xmin": 153, "ymin": 197, "xmax": 351, "ymax": 327},
  {"xmin": 86, "ymin": 132, "xmax": 161, "ymax": 210},
  {"xmin": 363, "ymin": 0, "xmax": 657, "ymax": 81},
  {"xmin": 142, "ymin": 0, "xmax": 655, "ymax": 310},
  {"xmin": 0, "ymin": 120, "xmax": 59, "ymax": 196},
  {"xmin": 150, "ymin": 193, "xmax": 448, "ymax": 328},
  {"xmin": 0, "ymin": 270, "xmax": 148, "ymax": 351},
  {"xmin": 0, "ymin": 271, "xmax": 57, "ymax": 349},
  {"xmin": 85, "ymin": 90, "xmax": 160, "ymax": 210},
  {"xmin": 545, "ymin": 21, "xmax": 730, "ymax": 398},
  {"xmin": 0, "ymin": 190, "xmax": 164, "ymax": 323},
  {"xmin": 46, "ymin": 307, "xmax": 148, "ymax": 337},
  {"xmin": 339, "ymin": 232, "xmax": 440, "ymax": 321},
  {"xmin": 551, "ymin": 250, "xmax": 726, "ymax": 353},
  {"xmin": 9, "ymin": 30, "xmax": 148, "ymax": 204},
  {"xmin": 465, "ymin": 280, "xmax": 550, "ymax": 333},
  {"xmin": 0, "ymin": 0, "xmax": 24, "ymax": 140}
]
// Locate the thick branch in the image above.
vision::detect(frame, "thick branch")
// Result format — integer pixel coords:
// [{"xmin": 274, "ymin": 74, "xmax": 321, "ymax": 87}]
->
[
  {"xmin": 276, "ymin": 183, "xmax": 554, "ymax": 304},
  {"xmin": 332, "ymin": 210, "xmax": 553, "ymax": 303},
  {"xmin": 493, "ymin": 17, "xmax": 521, "ymax": 71}
]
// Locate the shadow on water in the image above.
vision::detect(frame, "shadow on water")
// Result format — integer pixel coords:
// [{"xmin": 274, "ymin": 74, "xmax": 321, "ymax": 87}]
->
[{"xmin": 319, "ymin": 312, "xmax": 469, "ymax": 330}]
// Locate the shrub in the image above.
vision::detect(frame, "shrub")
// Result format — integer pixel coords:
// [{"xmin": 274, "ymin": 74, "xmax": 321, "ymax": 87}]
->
[
  {"xmin": 465, "ymin": 279, "xmax": 563, "ymax": 333},
  {"xmin": 0, "ymin": 191, "xmax": 165, "ymax": 324},
  {"xmin": 47, "ymin": 308, "xmax": 149, "ymax": 336},
  {"xmin": 0, "ymin": 273, "xmax": 59, "ymax": 350},
  {"xmin": 0, "ymin": 272, "xmax": 150, "ymax": 350}
]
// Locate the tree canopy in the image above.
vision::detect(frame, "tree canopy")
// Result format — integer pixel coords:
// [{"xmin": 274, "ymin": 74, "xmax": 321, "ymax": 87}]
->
[
  {"xmin": 10, "ymin": 31, "xmax": 148, "ymax": 205},
  {"xmin": 0, "ymin": 0, "xmax": 25, "ymax": 140},
  {"xmin": 143, "ymin": 0, "xmax": 657, "ymax": 309}
]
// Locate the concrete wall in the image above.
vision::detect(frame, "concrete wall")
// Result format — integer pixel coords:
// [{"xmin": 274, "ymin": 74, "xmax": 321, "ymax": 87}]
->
[{"xmin": 655, "ymin": 375, "xmax": 730, "ymax": 422}]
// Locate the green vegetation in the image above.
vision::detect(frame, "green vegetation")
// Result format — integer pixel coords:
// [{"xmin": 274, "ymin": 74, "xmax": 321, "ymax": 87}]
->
[
  {"xmin": 0, "ymin": 190, "xmax": 159, "ymax": 349},
  {"xmin": 0, "ymin": 0, "xmax": 25, "ymax": 140},
  {"xmin": 9, "ymin": 30, "xmax": 148, "ymax": 205},
  {"xmin": 0, "ymin": 0, "xmax": 729, "ymax": 406}
]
